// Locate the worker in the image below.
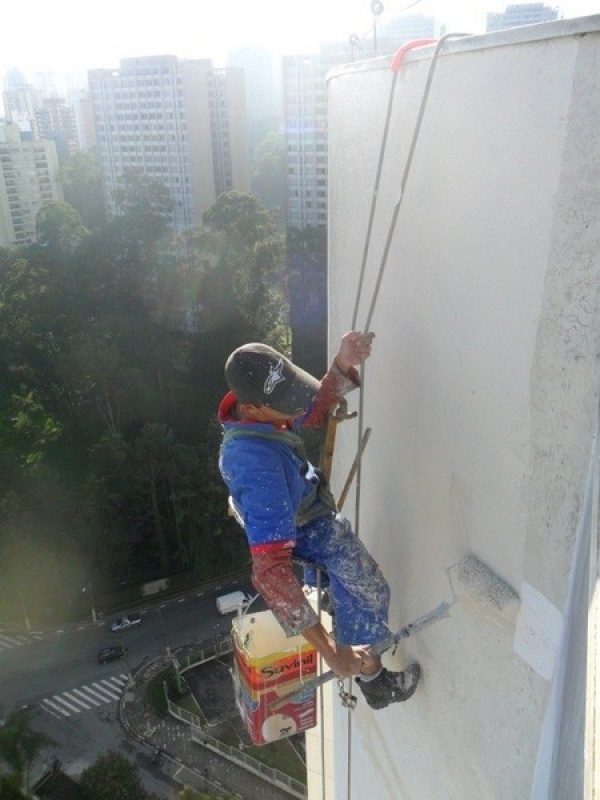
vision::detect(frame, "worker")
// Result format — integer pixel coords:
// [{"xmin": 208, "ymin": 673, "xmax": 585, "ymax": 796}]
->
[{"xmin": 218, "ymin": 331, "xmax": 420, "ymax": 710}]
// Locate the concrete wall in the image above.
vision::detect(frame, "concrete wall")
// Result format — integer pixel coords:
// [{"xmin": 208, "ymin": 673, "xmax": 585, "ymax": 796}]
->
[{"xmin": 311, "ymin": 16, "xmax": 600, "ymax": 799}]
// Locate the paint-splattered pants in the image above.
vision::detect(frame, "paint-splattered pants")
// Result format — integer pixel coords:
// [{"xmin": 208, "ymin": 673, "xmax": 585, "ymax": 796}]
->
[{"xmin": 294, "ymin": 513, "xmax": 391, "ymax": 647}]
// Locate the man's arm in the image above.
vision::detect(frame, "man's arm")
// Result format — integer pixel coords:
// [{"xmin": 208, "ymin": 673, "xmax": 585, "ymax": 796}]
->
[
  {"xmin": 303, "ymin": 331, "xmax": 375, "ymax": 429},
  {"xmin": 252, "ymin": 544, "xmax": 373, "ymax": 678}
]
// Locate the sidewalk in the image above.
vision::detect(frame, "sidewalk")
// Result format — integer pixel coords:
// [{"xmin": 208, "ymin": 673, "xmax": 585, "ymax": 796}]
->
[{"xmin": 119, "ymin": 652, "xmax": 303, "ymax": 800}]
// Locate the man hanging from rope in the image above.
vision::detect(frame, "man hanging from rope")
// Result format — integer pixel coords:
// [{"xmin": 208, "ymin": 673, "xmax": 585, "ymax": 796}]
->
[{"xmin": 218, "ymin": 331, "xmax": 420, "ymax": 710}]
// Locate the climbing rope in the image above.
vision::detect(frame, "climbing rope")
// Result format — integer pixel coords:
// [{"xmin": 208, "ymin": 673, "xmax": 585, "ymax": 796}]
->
[{"xmin": 342, "ymin": 32, "xmax": 470, "ymax": 800}]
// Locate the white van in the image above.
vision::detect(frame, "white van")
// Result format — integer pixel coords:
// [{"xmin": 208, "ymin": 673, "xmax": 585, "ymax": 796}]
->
[{"xmin": 216, "ymin": 590, "xmax": 247, "ymax": 615}]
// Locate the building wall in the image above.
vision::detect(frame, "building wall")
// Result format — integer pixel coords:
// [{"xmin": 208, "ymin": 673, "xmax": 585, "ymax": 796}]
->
[
  {"xmin": 89, "ymin": 56, "xmax": 217, "ymax": 230},
  {"xmin": 179, "ymin": 58, "xmax": 217, "ymax": 225},
  {"xmin": 209, "ymin": 67, "xmax": 249, "ymax": 197},
  {"xmin": 487, "ymin": 3, "xmax": 558, "ymax": 32},
  {"xmin": 283, "ymin": 55, "xmax": 328, "ymax": 229},
  {"xmin": 314, "ymin": 16, "xmax": 600, "ymax": 799},
  {"xmin": 0, "ymin": 122, "xmax": 63, "ymax": 247},
  {"xmin": 70, "ymin": 89, "xmax": 97, "ymax": 151}
]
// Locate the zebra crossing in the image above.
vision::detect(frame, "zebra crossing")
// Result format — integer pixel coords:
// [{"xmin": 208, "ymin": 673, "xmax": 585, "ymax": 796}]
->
[
  {"xmin": 0, "ymin": 630, "xmax": 43, "ymax": 652},
  {"xmin": 41, "ymin": 674, "xmax": 128, "ymax": 718}
]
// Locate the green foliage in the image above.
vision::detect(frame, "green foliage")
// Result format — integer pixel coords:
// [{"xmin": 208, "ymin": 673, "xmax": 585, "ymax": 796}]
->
[
  {"xmin": 35, "ymin": 202, "xmax": 89, "ymax": 255},
  {"xmin": 113, "ymin": 169, "xmax": 174, "ymax": 217},
  {"xmin": 0, "ymin": 390, "xmax": 61, "ymax": 468},
  {"xmin": 83, "ymin": 423, "xmax": 244, "ymax": 583},
  {"xmin": 144, "ymin": 665, "xmax": 176, "ymax": 716},
  {"xmin": 0, "ymin": 773, "xmax": 29, "ymax": 800},
  {"xmin": 79, "ymin": 751, "xmax": 148, "ymax": 800},
  {"xmin": 251, "ymin": 131, "xmax": 286, "ymax": 213},
  {"xmin": 58, "ymin": 149, "xmax": 106, "ymax": 232},
  {"xmin": 201, "ymin": 191, "xmax": 288, "ymax": 349},
  {"xmin": 0, "ymin": 190, "xmax": 306, "ymax": 612},
  {"xmin": 0, "ymin": 708, "xmax": 54, "ymax": 793}
]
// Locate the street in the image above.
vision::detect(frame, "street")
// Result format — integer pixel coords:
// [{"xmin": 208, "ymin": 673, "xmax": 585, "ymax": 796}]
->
[{"xmin": 0, "ymin": 578, "xmax": 253, "ymax": 796}]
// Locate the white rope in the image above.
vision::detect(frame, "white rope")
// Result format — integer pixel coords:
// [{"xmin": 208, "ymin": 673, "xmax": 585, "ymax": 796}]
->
[{"xmin": 344, "ymin": 33, "xmax": 470, "ymax": 800}]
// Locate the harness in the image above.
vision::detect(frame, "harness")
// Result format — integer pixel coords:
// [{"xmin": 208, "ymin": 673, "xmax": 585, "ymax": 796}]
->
[{"xmin": 220, "ymin": 425, "xmax": 338, "ymax": 528}]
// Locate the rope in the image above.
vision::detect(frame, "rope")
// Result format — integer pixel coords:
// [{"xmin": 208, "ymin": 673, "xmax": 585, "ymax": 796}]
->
[
  {"xmin": 351, "ymin": 33, "xmax": 470, "ymax": 539},
  {"xmin": 344, "ymin": 33, "xmax": 470, "ymax": 800},
  {"xmin": 316, "ymin": 567, "xmax": 327, "ymax": 800}
]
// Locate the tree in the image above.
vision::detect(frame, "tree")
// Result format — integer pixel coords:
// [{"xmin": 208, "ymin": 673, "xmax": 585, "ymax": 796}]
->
[
  {"xmin": 58, "ymin": 149, "xmax": 106, "ymax": 231},
  {"xmin": 251, "ymin": 131, "xmax": 286, "ymax": 214},
  {"xmin": 0, "ymin": 773, "xmax": 29, "ymax": 799},
  {"xmin": 113, "ymin": 169, "xmax": 173, "ymax": 218},
  {"xmin": 0, "ymin": 708, "xmax": 54, "ymax": 793},
  {"xmin": 84, "ymin": 434, "xmax": 139, "ymax": 583},
  {"xmin": 36, "ymin": 202, "xmax": 89, "ymax": 255},
  {"xmin": 201, "ymin": 191, "xmax": 288, "ymax": 348},
  {"xmin": 79, "ymin": 751, "xmax": 148, "ymax": 800}
]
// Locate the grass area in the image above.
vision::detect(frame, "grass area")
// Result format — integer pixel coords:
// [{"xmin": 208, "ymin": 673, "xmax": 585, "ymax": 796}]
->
[
  {"xmin": 246, "ymin": 738, "xmax": 306, "ymax": 783},
  {"xmin": 215, "ymin": 721, "xmax": 306, "ymax": 784},
  {"xmin": 145, "ymin": 669, "xmax": 170, "ymax": 716}
]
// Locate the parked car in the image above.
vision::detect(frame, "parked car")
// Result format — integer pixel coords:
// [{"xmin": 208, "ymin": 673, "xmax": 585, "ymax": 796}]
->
[
  {"xmin": 110, "ymin": 612, "xmax": 142, "ymax": 632},
  {"xmin": 97, "ymin": 645, "xmax": 127, "ymax": 664}
]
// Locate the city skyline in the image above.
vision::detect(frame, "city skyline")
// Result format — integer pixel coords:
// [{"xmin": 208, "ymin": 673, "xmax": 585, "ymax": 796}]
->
[{"xmin": 2, "ymin": 0, "xmax": 598, "ymax": 83}]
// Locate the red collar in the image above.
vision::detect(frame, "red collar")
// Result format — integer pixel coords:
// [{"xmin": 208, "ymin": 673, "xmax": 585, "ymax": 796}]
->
[{"xmin": 218, "ymin": 391, "xmax": 293, "ymax": 431}]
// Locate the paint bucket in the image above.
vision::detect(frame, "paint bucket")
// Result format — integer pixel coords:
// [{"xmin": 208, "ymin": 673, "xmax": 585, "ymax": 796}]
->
[{"xmin": 232, "ymin": 609, "xmax": 318, "ymax": 745}]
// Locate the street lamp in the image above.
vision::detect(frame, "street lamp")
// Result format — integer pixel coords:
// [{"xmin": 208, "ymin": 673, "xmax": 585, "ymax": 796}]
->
[
  {"xmin": 156, "ymin": 604, "xmax": 170, "ymax": 656},
  {"xmin": 18, "ymin": 589, "xmax": 31, "ymax": 633},
  {"xmin": 371, "ymin": 0, "xmax": 384, "ymax": 57},
  {"xmin": 81, "ymin": 582, "xmax": 97, "ymax": 623}
]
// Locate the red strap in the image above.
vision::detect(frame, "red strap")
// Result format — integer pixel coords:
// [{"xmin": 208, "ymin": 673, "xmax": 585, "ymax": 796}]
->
[{"xmin": 390, "ymin": 39, "xmax": 437, "ymax": 73}]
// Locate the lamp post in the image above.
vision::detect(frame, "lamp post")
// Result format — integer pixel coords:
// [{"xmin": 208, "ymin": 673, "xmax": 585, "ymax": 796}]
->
[
  {"xmin": 156, "ymin": 604, "xmax": 170, "ymax": 656},
  {"xmin": 18, "ymin": 590, "xmax": 31, "ymax": 633},
  {"xmin": 81, "ymin": 582, "xmax": 97, "ymax": 623},
  {"xmin": 371, "ymin": 0, "xmax": 384, "ymax": 57}
]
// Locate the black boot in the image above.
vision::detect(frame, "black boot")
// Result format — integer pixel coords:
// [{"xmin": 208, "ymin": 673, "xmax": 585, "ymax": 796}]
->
[{"xmin": 357, "ymin": 664, "xmax": 421, "ymax": 710}]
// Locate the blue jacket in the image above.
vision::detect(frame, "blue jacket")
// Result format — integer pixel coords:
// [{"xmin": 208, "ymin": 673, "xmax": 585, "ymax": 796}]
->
[
  {"xmin": 217, "ymin": 363, "xmax": 359, "ymax": 634},
  {"xmin": 218, "ymin": 396, "xmax": 333, "ymax": 552}
]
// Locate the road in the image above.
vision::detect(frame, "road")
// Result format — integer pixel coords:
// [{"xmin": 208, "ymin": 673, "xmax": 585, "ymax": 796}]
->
[
  {"xmin": 0, "ymin": 578, "xmax": 252, "ymax": 712},
  {"xmin": 0, "ymin": 577, "xmax": 254, "ymax": 796}
]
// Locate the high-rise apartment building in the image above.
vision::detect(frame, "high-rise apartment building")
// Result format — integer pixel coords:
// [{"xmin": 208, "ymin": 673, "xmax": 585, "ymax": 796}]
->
[
  {"xmin": 209, "ymin": 68, "xmax": 249, "ymax": 197},
  {"xmin": 89, "ymin": 56, "xmax": 215, "ymax": 230},
  {"xmin": 379, "ymin": 12, "xmax": 439, "ymax": 43},
  {"xmin": 0, "ymin": 122, "xmax": 63, "ymax": 246},
  {"xmin": 283, "ymin": 54, "xmax": 329, "ymax": 229},
  {"xmin": 89, "ymin": 55, "xmax": 249, "ymax": 231},
  {"xmin": 3, "ymin": 81, "xmax": 40, "ymax": 139},
  {"xmin": 227, "ymin": 47, "xmax": 283, "ymax": 149},
  {"xmin": 69, "ymin": 89, "xmax": 97, "ymax": 152},
  {"xmin": 487, "ymin": 3, "xmax": 558, "ymax": 32},
  {"xmin": 35, "ymin": 97, "xmax": 78, "ymax": 162},
  {"xmin": 283, "ymin": 44, "xmax": 360, "ymax": 230}
]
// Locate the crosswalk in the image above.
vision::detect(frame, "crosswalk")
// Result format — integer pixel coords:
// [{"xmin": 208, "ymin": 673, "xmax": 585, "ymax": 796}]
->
[
  {"xmin": 41, "ymin": 674, "xmax": 128, "ymax": 718},
  {"xmin": 0, "ymin": 630, "xmax": 43, "ymax": 652}
]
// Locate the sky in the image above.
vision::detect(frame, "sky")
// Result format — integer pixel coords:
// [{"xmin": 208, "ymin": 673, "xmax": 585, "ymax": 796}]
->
[{"xmin": 1, "ymin": 0, "xmax": 598, "ymax": 81}]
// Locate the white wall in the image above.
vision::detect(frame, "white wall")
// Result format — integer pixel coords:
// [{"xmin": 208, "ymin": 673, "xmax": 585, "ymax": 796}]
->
[{"xmin": 313, "ymin": 16, "xmax": 600, "ymax": 799}]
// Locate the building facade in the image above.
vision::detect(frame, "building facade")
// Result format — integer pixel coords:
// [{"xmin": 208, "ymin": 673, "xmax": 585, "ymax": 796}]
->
[
  {"xmin": 208, "ymin": 67, "xmax": 249, "ymax": 198},
  {"xmin": 0, "ymin": 122, "xmax": 63, "ymax": 246},
  {"xmin": 69, "ymin": 89, "xmax": 97, "ymax": 152},
  {"xmin": 227, "ymin": 47, "xmax": 282, "ymax": 124},
  {"xmin": 317, "ymin": 17, "xmax": 600, "ymax": 798},
  {"xmin": 378, "ymin": 12, "xmax": 439, "ymax": 44},
  {"xmin": 35, "ymin": 97, "xmax": 78, "ymax": 162},
  {"xmin": 487, "ymin": 3, "xmax": 559, "ymax": 32},
  {"xmin": 88, "ymin": 55, "xmax": 249, "ymax": 231},
  {"xmin": 2, "ymin": 81, "xmax": 40, "ymax": 139},
  {"xmin": 283, "ymin": 54, "xmax": 329, "ymax": 230}
]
